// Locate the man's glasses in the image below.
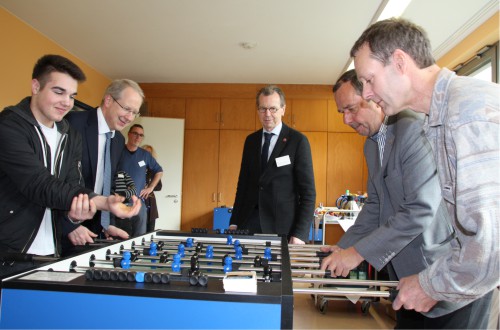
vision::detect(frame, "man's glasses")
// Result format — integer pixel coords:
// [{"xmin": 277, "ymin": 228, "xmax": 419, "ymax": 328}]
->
[
  {"xmin": 129, "ymin": 131, "xmax": 145, "ymax": 138},
  {"xmin": 258, "ymin": 106, "xmax": 281, "ymax": 113},
  {"xmin": 112, "ymin": 96, "xmax": 140, "ymax": 118}
]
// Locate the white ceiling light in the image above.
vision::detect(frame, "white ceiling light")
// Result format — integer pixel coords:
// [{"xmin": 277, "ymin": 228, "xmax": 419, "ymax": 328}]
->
[{"xmin": 344, "ymin": 0, "xmax": 412, "ymax": 71}]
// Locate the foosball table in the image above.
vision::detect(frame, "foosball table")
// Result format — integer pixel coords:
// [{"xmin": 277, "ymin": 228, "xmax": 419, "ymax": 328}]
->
[
  {"xmin": 0, "ymin": 230, "xmax": 397, "ymax": 329},
  {"xmin": 0, "ymin": 230, "xmax": 294, "ymax": 329}
]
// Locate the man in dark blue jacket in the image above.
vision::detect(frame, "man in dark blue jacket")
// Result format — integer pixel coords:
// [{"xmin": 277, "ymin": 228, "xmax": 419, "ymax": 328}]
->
[{"xmin": 65, "ymin": 79, "xmax": 144, "ymax": 246}]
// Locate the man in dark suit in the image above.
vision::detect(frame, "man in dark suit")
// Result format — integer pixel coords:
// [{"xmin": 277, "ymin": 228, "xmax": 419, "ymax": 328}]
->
[
  {"xmin": 64, "ymin": 79, "xmax": 144, "ymax": 247},
  {"xmin": 320, "ymin": 70, "xmax": 465, "ymax": 328},
  {"xmin": 229, "ymin": 85, "xmax": 316, "ymax": 244}
]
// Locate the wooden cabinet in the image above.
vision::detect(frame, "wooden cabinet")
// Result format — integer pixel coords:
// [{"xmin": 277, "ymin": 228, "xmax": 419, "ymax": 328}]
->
[
  {"xmin": 326, "ymin": 132, "xmax": 367, "ymax": 205},
  {"xmin": 283, "ymin": 99, "xmax": 328, "ymax": 132},
  {"xmin": 218, "ymin": 130, "xmax": 253, "ymax": 206},
  {"xmin": 328, "ymin": 99, "xmax": 352, "ymax": 132},
  {"xmin": 181, "ymin": 129, "xmax": 251, "ymax": 230},
  {"xmin": 302, "ymin": 132, "xmax": 327, "ymax": 207},
  {"xmin": 220, "ymin": 99, "xmax": 256, "ymax": 130},
  {"xmin": 185, "ymin": 99, "xmax": 221, "ymax": 129},
  {"xmin": 149, "ymin": 98, "xmax": 186, "ymax": 119},
  {"xmin": 181, "ymin": 130, "xmax": 220, "ymax": 230},
  {"xmin": 185, "ymin": 98, "xmax": 257, "ymax": 130}
]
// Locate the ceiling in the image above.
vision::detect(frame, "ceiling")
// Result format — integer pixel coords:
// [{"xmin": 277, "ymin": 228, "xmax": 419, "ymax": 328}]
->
[{"xmin": 1, "ymin": 0, "xmax": 498, "ymax": 85}]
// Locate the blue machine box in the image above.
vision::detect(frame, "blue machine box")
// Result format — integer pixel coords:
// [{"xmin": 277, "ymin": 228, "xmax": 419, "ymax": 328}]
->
[{"xmin": 213, "ymin": 207, "xmax": 233, "ymax": 232}]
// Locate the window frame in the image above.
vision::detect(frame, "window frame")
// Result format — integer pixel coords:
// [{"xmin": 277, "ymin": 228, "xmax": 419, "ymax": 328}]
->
[{"xmin": 455, "ymin": 41, "xmax": 498, "ymax": 83}]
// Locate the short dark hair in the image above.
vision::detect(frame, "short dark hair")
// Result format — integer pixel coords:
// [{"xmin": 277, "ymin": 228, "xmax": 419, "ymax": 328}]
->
[
  {"xmin": 350, "ymin": 18, "xmax": 435, "ymax": 68},
  {"xmin": 256, "ymin": 85, "xmax": 286, "ymax": 108},
  {"xmin": 128, "ymin": 124, "xmax": 144, "ymax": 133},
  {"xmin": 32, "ymin": 54, "xmax": 86, "ymax": 89},
  {"xmin": 333, "ymin": 69, "xmax": 363, "ymax": 95}
]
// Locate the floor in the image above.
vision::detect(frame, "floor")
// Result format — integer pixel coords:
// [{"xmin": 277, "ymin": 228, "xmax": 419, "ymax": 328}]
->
[
  {"xmin": 293, "ymin": 287, "xmax": 500, "ymax": 330},
  {"xmin": 293, "ymin": 284, "xmax": 396, "ymax": 329}
]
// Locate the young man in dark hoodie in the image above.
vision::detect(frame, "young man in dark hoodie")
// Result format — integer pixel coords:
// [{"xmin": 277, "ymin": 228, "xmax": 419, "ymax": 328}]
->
[{"xmin": 0, "ymin": 54, "xmax": 141, "ymax": 278}]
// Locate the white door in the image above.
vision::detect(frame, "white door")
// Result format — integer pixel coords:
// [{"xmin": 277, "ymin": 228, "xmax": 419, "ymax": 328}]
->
[{"xmin": 133, "ymin": 117, "xmax": 184, "ymax": 230}]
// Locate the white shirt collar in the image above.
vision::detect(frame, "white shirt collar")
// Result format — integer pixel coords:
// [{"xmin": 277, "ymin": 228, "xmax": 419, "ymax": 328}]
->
[
  {"xmin": 263, "ymin": 122, "xmax": 283, "ymax": 137},
  {"xmin": 97, "ymin": 107, "xmax": 115, "ymax": 138}
]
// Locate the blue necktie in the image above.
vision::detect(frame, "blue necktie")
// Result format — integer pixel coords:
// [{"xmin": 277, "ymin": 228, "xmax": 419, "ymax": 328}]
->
[
  {"xmin": 101, "ymin": 132, "xmax": 112, "ymax": 229},
  {"xmin": 261, "ymin": 132, "xmax": 273, "ymax": 171}
]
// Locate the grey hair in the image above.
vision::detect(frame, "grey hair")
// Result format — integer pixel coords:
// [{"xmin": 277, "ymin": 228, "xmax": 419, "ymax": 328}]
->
[{"xmin": 350, "ymin": 17, "xmax": 435, "ymax": 68}]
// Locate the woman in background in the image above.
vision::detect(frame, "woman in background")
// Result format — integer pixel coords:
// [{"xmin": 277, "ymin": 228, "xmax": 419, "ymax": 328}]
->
[{"xmin": 142, "ymin": 144, "xmax": 162, "ymax": 232}]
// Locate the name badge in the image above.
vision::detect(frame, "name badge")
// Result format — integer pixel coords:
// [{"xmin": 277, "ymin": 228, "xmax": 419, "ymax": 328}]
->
[
  {"xmin": 138, "ymin": 160, "xmax": 146, "ymax": 167},
  {"xmin": 275, "ymin": 155, "xmax": 291, "ymax": 167},
  {"xmin": 118, "ymin": 173, "xmax": 124, "ymax": 178}
]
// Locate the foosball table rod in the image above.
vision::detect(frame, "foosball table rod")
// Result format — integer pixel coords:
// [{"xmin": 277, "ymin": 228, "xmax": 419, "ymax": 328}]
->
[
  {"xmin": 293, "ymin": 287, "xmax": 394, "ymax": 299},
  {"xmin": 87, "ymin": 257, "xmax": 282, "ymax": 274},
  {"xmin": 292, "ymin": 276, "xmax": 398, "ymax": 288},
  {"xmin": 107, "ymin": 253, "xmax": 282, "ymax": 267}
]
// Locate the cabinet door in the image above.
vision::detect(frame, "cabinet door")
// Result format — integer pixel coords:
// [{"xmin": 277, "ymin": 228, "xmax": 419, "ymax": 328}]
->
[
  {"xmin": 181, "ymin": 130, "xmax": 220, "ymax": 230},
  {"xmin": 217, "ymin": 130, "xmax": 253, "ymax": 207},
  {"xmin": 328, "ymin": 99, "xmax": 352, "ymax": 132},
  {"xmin": 149, "ymin": 98, "xmax": 186, "ymax": 118},
  {"xmin": 303, "ymin": 132, "xmax": 327, "ymax": 208},
  {"xmin": 185, "ymin": 99, "xmax": 221, "ymax": 129},
  {"xmin": 220, "ymin": 99, "xmax": 256, "ymax": 130},
  {"xmin": 289, "ymin": 99, "xmax": 328, "ymax": 132},
  {"xmin": 326, "ymin": 133, "xmax": 367, "ymax": 206}
]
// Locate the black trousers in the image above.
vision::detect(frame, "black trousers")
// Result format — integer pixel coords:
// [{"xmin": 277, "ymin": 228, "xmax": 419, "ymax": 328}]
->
[{"xmin": 395, "ymin": 290, "xmax": 494, "ymax": 329}]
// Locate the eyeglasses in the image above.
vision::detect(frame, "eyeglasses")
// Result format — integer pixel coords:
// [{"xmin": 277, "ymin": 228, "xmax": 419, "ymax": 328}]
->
[
  {"xmin": 129, "ymin": 131, "xmax": 145, "ymax": 138},
  {"xmin": 112, "ymin": 96, "xmax": 140, "ymax": 118},
  {"xmin": 258, "ymin": 106, "xmax": 281, "ymax": 113}
]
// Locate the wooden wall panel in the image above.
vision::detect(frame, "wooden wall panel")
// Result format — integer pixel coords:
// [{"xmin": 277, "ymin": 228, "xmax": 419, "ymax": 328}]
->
[
  {"xmin": 328, "ymin": 99, "xmax": 352, "ymax": 132},
  {"xmin": 185, "ymin": 98, "xmax": 221, "ymax": 129},
  {"xmin": 181, "ymin": 130, "xmax": 220, "ymax": 230},
  {"xmin": 220, "ymin": 99, "xmax": 256, "ymax": 130},
  {"xmin": 149, "ymin": 98, "xmax": 186, "ymax": 118},
  {"xmin": 289, "ymin": 99, "xmax": 328, "ymax": 132},
  {"xmin": 327, "ymin": 133, "xmax": 367, "ymax": 206},
  {"xmin": 218, "ymin": 130, "xmax": 254, "ymax": 207},
  {"xmin": 303, "ymin": 132, "xmax": 327, "ymax": 208}
]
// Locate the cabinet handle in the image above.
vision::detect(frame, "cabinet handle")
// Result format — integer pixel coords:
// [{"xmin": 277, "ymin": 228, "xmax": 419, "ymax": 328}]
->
[
  {"xmin": 215, "ymin": 112, "xmax": 219, "ymax": 123},
  {"xmin": 220, "ymin": 112, "xmax": 224, "ymax": 125},
  {"xmin": 292, "ymin": 114, "xmax": 295, "ymax": 126},
  {"xmin": 212, "ymin": 193, "xmax": 216, "ymax": 202},
  {"xmin": 217, "ymin": 192, "xmax": 222, "ymax": 202}
]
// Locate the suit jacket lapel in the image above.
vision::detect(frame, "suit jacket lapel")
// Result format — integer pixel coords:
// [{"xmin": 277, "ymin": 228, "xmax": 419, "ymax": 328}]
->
[
  {"xmin": 270, "ymin": 124, "xmax": 289, "ymax": 161},
  {"xmin": 381, "ymin": 120, "xmax": 395, "ymax": 169},
  {"xmin": 86, "ymin": 109, "xmax": 99, "ymax": 182},
  {"xmin": 377, "ymin": 120, "xmax": 395, "ymax": 222},
  {"xmin": 260, "ymin": 124, "xmax": 290, "ymax": 178}
]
